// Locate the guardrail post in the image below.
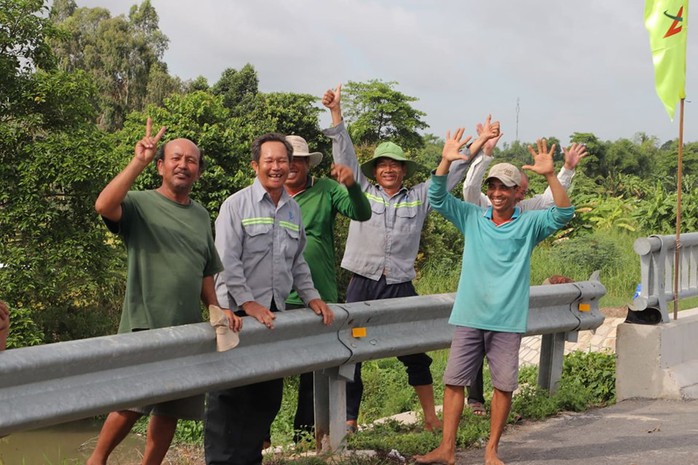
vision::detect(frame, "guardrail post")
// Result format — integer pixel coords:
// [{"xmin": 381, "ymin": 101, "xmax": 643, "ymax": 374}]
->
[
  {"xmin": 313, "ymin": 370, "xmax": 329, "ymax": 450},
  {"xmin": 537, "ymin": 332, "xmax": 566, "ymax": 393},
  {"xmin": 315, "ymin": 364, "xmax": 355, "ymax": 451}
]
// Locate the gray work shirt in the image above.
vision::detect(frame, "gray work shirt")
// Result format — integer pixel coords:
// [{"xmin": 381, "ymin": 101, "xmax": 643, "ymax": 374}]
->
[
  {"xmin": 324, "ymin": 121, "xmax": 470, "ymax": 285},
  {"xmin": 214, "ymin": 178, "xmax": 320, "ymax": 311}
]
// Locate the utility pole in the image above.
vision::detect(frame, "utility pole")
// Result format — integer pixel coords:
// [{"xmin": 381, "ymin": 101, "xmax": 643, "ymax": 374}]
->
[{"xmin": 516, "ymin": 97, "xmax": 520, "ymax": 142}]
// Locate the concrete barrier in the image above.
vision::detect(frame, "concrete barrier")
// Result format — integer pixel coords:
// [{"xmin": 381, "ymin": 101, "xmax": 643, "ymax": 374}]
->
[{"xmin": 616, "ymin": 311, "xmax": 698, "ymax": 400}]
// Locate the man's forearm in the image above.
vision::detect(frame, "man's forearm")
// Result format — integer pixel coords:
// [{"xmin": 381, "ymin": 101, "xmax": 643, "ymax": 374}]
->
[
  {"xmin": 436, "ymin": 158, "xmax": 452, "ymax": 176},
  {"xmin": 330, "ymin": 107, "xmax": 342, "ymax": 126},
  {"xmin": 95, "ymin": 157, "xmax": 149, "ymax": 221},
  {"xmin": 201, "ymin": 275, "xmax": 220, "ymax": 308},
  {"xmin": 546, "ymin": 173, "xmax": 571, "ymax": 208}
]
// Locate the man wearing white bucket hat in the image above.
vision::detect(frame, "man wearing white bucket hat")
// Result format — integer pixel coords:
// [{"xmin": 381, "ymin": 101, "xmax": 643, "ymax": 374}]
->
[{"xmin": 322, "ymin": 84, "xmax": 500, "ymax": 433}]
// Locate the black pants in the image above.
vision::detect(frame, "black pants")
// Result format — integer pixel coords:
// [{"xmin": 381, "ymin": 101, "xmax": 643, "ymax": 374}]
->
[
  {"xmin": 293, "ymin": 371, "xmax": 315, "ymax": 442},
  {"xmin": 345, "ymin": 274, "xmax": 434, "ymax": 421},
  {"xmin": 205, "ymin": 302, "xmax": 283, "ymax": 465},
  {"xmin": 204, "ymin": 379, "xmax": 284, "ymax": 465},
  {"xmin": 467, "ymin": 364, "xmax": 486, "ymax": 405}
]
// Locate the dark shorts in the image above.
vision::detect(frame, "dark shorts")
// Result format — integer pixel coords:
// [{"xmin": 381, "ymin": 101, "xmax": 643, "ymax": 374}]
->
[
  {"xmin": 129, "ymin": 394, "xmax": 204, "ymax": 420},
  {"xmin": 444, "ymin": 327, "xmax": 522, "ymax": 392},
  {"xmin": 126, "ymin": 327, "xmax": 204, "ymax": 420}
]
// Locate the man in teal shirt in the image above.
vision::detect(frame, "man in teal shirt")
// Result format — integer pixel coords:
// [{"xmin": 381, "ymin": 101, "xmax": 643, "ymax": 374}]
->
[
  {"xmin": 416, "ymin": 133, "xmax": 574, "ymax": 465},
  {"xmin": 284, "ymin": 134, "xmax": 371, "ymax": 440}
]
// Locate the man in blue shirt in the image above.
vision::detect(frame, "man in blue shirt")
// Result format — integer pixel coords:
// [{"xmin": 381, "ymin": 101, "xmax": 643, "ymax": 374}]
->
[{"xmin": 416, "ymin": 132, "xmax": 574, "ymax": 465}]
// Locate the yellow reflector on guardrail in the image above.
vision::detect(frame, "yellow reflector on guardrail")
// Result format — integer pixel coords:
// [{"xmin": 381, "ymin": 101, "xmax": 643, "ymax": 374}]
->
[{"xmin": 352, "ymin": 327, "xmax": 367, "ymax": 338}]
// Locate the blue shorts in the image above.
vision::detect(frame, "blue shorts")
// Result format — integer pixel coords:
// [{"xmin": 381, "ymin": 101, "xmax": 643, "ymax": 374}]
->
[{"xmin": 444, "ymin": 327, "xmax": 522, "ymax": 392}]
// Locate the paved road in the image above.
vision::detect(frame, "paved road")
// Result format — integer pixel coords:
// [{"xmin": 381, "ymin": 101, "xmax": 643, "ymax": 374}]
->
[{"xmin": 454, "ymin": 399, "xmax": 698, "ymax": 465}]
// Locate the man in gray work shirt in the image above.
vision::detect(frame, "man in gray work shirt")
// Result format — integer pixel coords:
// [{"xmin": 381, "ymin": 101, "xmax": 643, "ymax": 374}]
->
[
  {"xmin": 204, "ymin": 133, "xmax": 333, "ymax": 465},
  {"xmin": 321, "ymin": 84, "xmax": 500, "ymax": 431}
]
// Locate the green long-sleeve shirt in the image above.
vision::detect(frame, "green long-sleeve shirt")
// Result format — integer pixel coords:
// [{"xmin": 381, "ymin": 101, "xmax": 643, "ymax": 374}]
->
[{"xmin": 286, "ymin": 176, "xmax": 371, "ymax": 305}]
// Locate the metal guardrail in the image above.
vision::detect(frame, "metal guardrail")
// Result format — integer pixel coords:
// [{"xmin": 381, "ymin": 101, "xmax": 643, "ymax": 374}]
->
[
  {"xmin": 631, "ymin": 232, "xmax": 698, "ymax": 322},
  {"xmin": 0, "ymin": 276, "xmax": 605, "ymax": 449}
]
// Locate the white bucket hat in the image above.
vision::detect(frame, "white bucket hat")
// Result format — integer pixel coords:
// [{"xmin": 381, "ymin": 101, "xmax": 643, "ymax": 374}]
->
[{"xmin": 285, "ymin": 135, "xmax": 323, "ymax": 168}]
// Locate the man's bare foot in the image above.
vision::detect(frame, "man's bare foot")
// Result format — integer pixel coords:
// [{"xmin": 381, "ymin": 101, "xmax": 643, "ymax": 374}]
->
[
  {"xmin": 424, "ymin": 417, "xmax": 443, "ymax": 432},
  {"xmin": 484, "ymin": 448, "xmax": 505, "ymax": 465},
  {"xmin": 414, "ymin": 446, "xmax": 455, "ymax": 465}
]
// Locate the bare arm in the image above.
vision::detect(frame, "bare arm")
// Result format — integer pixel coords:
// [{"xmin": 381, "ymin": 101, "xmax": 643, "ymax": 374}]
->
[
  {"xmin": 436, "ymin": 128, "xmax": 472, "ymax": 175},
  {"xmin": 462, "ymin": 120, "xmax": 503, "ymax": 206},
  {"xmin": 466, "ymin": 115, "xmax": 500, "ymax": 159},
  {"xmin": 95, "ymin": 118, "xmax": 166, "ymax": 222},
  {"xmin": 323, "ymin": 84, "xmax": 343, "ymax": 126},
  {"xmin": 202, "ymin": 276, "xmax": 241, "ymax": 332},
  {"xmin": 523, "ymin": 139, "xmax": 571, "ymax": 208},
  {"xmin": 521, "ymin": 142, "xmax": 586, "ymax": 210}
]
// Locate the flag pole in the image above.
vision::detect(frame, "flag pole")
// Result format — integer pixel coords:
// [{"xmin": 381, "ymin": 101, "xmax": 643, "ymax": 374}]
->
[{"xmin": 673, "ymin": 97, "xmax": 685, "ymax": 320}]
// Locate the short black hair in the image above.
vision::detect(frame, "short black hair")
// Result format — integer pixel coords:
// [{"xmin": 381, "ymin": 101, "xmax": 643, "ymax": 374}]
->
[{"xmin": 250, "ymin": 133, "xmax": 293, "ymax": 163}]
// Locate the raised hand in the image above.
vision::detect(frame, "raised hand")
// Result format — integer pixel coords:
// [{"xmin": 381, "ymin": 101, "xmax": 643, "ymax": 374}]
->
[
  {"xmin": 523, "ymin": 139, "xmax": 555, "ymax": 177},
  {"xmin": 476, "ymin": 122, "xmax": 504, "ymax": 156},
  {"xmin": 442, "ymin": 128, "xmax": 473, "ymax": 163},
  {"xmin": 331, "ymin": 163, "xmax": 355, "ymax": 186},
  {"xmin": 322, "ymin": 83, "xmax": 342, "ymax": 110},
  {"xmin": 134, "ymin": 117, "xmax": 166, "ymax": 164},
  {"xmin": 563, "ymin": 143, "xmax": 588, "ymax": 170}
]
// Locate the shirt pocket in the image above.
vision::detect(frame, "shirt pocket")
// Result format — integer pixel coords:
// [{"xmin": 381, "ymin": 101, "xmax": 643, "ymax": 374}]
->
[
  {"xmin": 281, "ymin": 225, "xmax": 301, "ymax": 260},
  {"xmin": 243, "ymin": 222, "xmax": 272, "ymax": 254},
  {"xmin": 370, "ymin": 200, "xmax": 386, "ymax": 216},
  {"xmin": 395, "ymin": 204, "xmax": 418, "ymax": 232}
]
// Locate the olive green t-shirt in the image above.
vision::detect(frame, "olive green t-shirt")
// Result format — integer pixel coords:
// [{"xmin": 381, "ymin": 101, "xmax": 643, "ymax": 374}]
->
[{"xmin": 105, "ymin": 190, "xmax": 223, "ymax": 333}]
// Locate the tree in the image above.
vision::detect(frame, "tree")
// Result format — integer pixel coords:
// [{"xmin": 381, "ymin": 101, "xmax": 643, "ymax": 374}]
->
[
  {"xmin": 212, "ymin": 64, "xmax": 259, "ymax": 117},
  {"xmin": 0, "ymin": 0, "xmax": 57, "ymax": 114},
  {"xmin": 49, "ymin": 0, "xmax": 170, "ymax": 130},
  {"xmin": 144, "ymin": 61, "xmax": 183, "ymax": 107},
  {"xmin": 1, "ymin": 8, "xmax": 127, "ymax": 345},
  {"xmin": 342, "ymin": 79, "xmax": 428, "ymax": 151}
]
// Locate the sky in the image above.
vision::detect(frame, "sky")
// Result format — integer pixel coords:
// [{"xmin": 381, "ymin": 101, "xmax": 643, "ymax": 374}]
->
[{"xmin": 74, "ymin": 0, "xmax": 696, "ymax": 146}]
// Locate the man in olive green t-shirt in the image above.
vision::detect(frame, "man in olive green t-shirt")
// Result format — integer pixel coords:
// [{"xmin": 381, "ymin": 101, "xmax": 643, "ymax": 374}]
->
[{"xmin": 87, "ymin": 119, "xmax": 242, "ymax": 465}]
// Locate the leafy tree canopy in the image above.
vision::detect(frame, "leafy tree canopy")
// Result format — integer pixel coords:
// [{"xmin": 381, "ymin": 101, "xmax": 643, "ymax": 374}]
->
[{"xmin": 342, "ymin": 79, "xmax": 428, "ymax": 152}]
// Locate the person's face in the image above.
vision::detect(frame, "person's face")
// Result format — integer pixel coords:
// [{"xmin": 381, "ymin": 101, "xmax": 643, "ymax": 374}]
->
[
  {"xmin": 157, "ymin": 139, "xmax": 201, "ymax": 194},
  {"xmin": 252, "ymin": 141, "xmax": 290, "ymax": 194},
  {"xmin": 373, "ymin": 157, "xmax": 406, "ymax": 192},
  {"xmin": 515, "ymin": 173, "xmax": 529, "ymax": 203},
  {"xmin": 286, "ymin": 156, "xmax": 310, "ymax": 190},
  {"xmin": 486, "ymin": 179, "xmax": 518, "ymax": 216}
]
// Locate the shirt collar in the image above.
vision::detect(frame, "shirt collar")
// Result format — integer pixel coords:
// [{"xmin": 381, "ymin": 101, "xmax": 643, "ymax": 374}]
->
[
  {"xmin": 483, "ymin": 205, "xmax": 521, "ymax": 222},
  {"xmin": 376, "ymin": 183, "xmax": 408, "ymax": 196},
  {"xmin": 251, "ymin": 177, "xmax": 291, "ymax": 205}
]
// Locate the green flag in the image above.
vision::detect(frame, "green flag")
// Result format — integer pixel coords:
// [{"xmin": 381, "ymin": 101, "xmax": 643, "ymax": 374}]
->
[{"xmin": 644, "ymin": 0, "xmax": 688, "ymax": 120}]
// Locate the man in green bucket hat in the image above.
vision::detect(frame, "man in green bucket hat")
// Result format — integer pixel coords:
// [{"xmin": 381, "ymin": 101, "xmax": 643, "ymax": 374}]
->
[{"xmin": 322, "ymin": 84, "xmax": 501, "ymax": 432}]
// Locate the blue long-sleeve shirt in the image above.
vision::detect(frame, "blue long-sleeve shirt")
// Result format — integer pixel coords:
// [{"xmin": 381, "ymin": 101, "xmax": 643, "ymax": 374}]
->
[{"xmin": 429, "ymin": 173, "xmax": 574, "ymax": 333}]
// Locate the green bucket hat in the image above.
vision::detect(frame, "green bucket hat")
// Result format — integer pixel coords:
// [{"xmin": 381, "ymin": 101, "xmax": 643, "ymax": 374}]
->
[{"xmin": 360, "ymin": 142, "xmax": 422, "ymax": 181}]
